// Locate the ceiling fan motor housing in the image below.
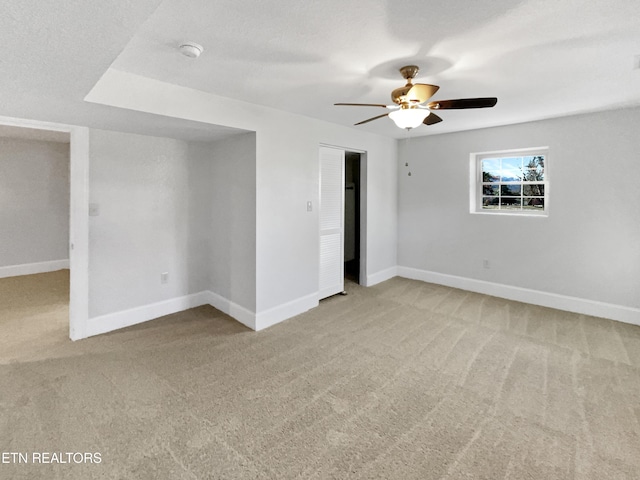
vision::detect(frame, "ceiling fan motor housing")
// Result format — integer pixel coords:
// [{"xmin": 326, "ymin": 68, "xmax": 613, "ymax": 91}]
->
[
  {"xmin": 392, "ymin": 66, "xmax": 420, "ymax": 104},
  {"xmin": 391, "ymin": 85, "xmax": 413, "ymax": 104}
]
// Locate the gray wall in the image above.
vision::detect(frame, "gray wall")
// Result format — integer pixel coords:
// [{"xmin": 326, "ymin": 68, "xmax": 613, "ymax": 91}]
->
[
  {"xmin": 88, "ymin": 129, "xmax": 210, "ymax": 317},
  {"xmin": 190, "ymin": 133, "xmax": 257, "ymax": 311},
  {"xmin": 0, "ymin": 137, "xmax": 69, "ymax": 267},
  {"xmin": 88, "ymin": 129, "xmax": 256, "ymax": 319},
  {"xmin": 398, "ymin": 107, "xmax": 640, "ymax": 309}
]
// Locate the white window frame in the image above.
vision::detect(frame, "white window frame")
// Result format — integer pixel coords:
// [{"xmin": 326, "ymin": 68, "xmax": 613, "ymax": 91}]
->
[{"xmin": 470, "ymin": 146, "xmax": 549, "ymax": 216}]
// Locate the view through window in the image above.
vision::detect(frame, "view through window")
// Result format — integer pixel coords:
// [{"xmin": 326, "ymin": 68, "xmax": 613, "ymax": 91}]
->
[{"xmin": 473, "ymin": 148, "xmax": 548, "ymax": 215}]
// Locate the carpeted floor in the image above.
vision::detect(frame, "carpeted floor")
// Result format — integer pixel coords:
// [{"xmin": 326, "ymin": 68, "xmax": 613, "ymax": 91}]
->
[{"xmin": 1, "ymin": 270, "xmax": 640, "ymax": 479}]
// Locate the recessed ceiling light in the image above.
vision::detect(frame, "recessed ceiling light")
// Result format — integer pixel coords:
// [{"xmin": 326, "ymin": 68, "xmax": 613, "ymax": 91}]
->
[{"xmin": 179, "ymin": 42, "xmax": 203, "ymax": 58}]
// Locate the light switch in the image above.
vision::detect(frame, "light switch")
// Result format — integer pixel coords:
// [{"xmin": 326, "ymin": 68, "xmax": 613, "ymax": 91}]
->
[
  {"xmin": 89, "ymin": 203, "xmax": 100, "ymax": 216},
  {"xmin": 307, "ymin": 201, "xmax": 312, "ymax": 212}
]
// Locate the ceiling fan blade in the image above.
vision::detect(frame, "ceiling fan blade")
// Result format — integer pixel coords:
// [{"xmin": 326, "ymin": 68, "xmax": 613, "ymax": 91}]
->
[
  {"xmin": 354, "ymin": 113, "xmax": 389, "ymax": 125},
  {"xmin": 427, "ymin": 97, "xmax": 498, "ymax": 110},
  {"xmin": 423, "ymin": 113, "xmax": 443, "ymax": 125},
  {"xmin": 406, "ymin": 84, "xmax": 439, "ymax": 103},
  {"xmin": 334, "ymin": 102, "xmax": 389, "ymax": 108}
]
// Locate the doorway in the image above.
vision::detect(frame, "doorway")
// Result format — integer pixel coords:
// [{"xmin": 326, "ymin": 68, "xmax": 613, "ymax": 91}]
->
[
  {"xmin": 319, "ymin": 145, "xmax": 366, "ymax": 301},
  {"xmin": 344, "ymin": 152, "xmax": 361, "ymax": 284},
  {"xmin": 0, "ymin": 115, "xmax": 89, "ymax": 341},
  {"xmin": 0, "ymin": 126, "xmax": 70, "ymax": 359}
]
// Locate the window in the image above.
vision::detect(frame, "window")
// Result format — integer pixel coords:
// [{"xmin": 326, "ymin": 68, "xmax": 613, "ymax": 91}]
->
[{"xmin": 471, "ymin": 147, "xmax": 548, "ymax": 215}]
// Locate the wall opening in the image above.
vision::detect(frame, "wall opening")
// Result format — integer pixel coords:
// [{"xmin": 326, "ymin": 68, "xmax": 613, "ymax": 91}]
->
[
  {"xmin": 0, "ymin": 124, "xmax": 73, "ymax": 357},
  {"xmin": 344, "ymin": 151, "xmax": 361, "ymax": 284},
  {"xmin": 319, "ymin": 144, "xmax": 367, "ymax": 299},
  {"xmin": 0, "ymin": 116, "xmax": 90, "ymax": 342}
]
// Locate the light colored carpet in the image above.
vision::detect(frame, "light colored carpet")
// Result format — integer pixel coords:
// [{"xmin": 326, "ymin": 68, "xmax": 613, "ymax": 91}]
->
[{"xmin": 1, "ymin": 270, "xmax": 640, "ymax": 479}]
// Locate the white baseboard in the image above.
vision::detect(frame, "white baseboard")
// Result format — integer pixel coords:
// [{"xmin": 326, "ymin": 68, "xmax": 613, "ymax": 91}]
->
[
  {"xmin": 0, "ymin": 259, "xmax": 70, "ymax": 279},
  {"xmin": 86, "ymin": 289, "xmax": 309, "ymax": 338},
  {"xmin": 86, "ymin": 291, "xmax": 211, "ymax": 338},
  {"xmin": 255, "ymin": 292, "xmax": 319, "ymax": 331},
  {"xmin": 396, "ymin": 266, "xmax": 640, "ymax": 327},
  {"xmin": 365, "ymin": 266, "xmax": 398, "ymax": 287},
  {"xmin": 205, "ymin": 291, "xmax": 256, "ymax": 330}
]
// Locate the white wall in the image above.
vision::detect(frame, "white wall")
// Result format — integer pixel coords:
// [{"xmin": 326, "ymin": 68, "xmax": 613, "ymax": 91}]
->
[
  {"xmin": 0, "ymin": 137, "xmax": 69, "ymax": 269},
  {"xmin": 255, "ymin": 120, "xmax": 398, "ymax": 324},
  {"xmin": 88, "ymin": 129, "xmax": 210, "ymax": 318},
  {"xmin": 86, "ymin": 70, "xmax": 398, "ymax": 329},
  {"xmin": 185, "ymin": 141, "xmax": 215, "ymax": 295},
  {"xmin": 190, "ymin": 133, "xmax": 257, "ymax": 312},
  {"xmin": 398, "ymin": 107, "xmax": 640, "ymax": 314}
]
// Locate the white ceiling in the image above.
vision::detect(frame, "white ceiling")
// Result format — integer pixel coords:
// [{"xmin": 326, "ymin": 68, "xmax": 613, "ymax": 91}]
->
[
  {"xmin": 2, "ymin": 0, "xmax": 640, "ymax": 139},
  {"xmin": 0, "ymin": 0, "xmax": 246, "ymax": 142},
  {"xmin": 109, "ymin": 0, "xmax": 640, "ymax": 138}
]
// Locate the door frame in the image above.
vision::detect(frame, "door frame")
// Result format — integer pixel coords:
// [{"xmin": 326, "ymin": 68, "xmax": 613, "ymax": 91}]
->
[
  {"xmin": 0, "ymin": 115, "xmax": 89, "ymax": 340},
  {"xmin": 319, "ymin": 143, "xmax": 368, "ymax": 287}
]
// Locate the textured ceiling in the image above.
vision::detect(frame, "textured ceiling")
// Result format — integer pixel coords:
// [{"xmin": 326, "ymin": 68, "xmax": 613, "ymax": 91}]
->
[
  {"xmin": 2, "ymin": 0, "xmax": 640, "ymax": 139},
  {"xmin": 110, "ymin": 0, "xmax": 640, "ymax": 138},
  {"xmin": 0, "ymin": 0, "xmax": 247, "ymax": 142}
]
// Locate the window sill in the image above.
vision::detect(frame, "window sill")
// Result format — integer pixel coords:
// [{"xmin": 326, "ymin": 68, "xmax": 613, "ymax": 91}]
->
[{"xmin": 470, "ymin": 211, "xmax": 548, "ymax": 218}]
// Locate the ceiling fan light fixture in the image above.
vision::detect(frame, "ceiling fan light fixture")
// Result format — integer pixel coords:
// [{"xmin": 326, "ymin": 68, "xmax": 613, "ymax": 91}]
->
[{"xmin": 389, "ymin": 108, "xmax": 430, "ymax": 129}]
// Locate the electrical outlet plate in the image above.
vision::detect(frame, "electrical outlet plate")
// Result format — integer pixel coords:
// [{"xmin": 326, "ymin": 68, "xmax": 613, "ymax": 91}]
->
[{"xmin": 161, "ymin": 272, "xmax": 169, "ymax": 284}]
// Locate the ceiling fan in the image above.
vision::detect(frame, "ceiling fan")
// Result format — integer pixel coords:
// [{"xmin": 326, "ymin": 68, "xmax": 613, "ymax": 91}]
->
[{"xmin": 335, "ymin": 65, "xmax": 497, "ymax": 129}]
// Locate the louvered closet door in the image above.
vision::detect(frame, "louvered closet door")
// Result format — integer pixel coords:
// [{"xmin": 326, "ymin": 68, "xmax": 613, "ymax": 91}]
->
[{"xmin": 319, "ymin": 146, "xmax": 345, "ymax": 300}]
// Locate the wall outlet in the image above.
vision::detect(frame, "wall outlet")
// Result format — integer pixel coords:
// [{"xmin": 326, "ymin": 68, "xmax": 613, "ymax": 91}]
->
[
  {"xmin": 307, "ymin": 201, "xmax": 313, "ymax": 212},
  {"xmin": 160, "ymin": 272, "xmax": 169, "ymax": 284},
  {"xmin": 483, "ymin": 259, "xmax": 490, "ymax": 269}
]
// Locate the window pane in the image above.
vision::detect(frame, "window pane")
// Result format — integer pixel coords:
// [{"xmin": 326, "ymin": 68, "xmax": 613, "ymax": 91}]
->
[
  {"xmin": 482, "ymin": 158, "xmax": 500, "ymax": 182},
  {"xmin": 482, "ymin": 197, "xmax": 499, "ymax": 208},
  {"xmin": 501, "ymin": 184, "xmax": 521, "ymax": 196},
  {"xmin": 523, "ymin": 184, "xmax": 544, "ymax": 196},
  {"xmin": 523, "ymin": 197, "xmax": 545, "ymax": 209},
  {"xmin": 483, "ymin": 185, "xmax": 499, "ymax": 195},
  {"xmin": 523, "ymin": 156, "xmax": 544, "ymax": 180},
  {"xmin": 501, "ymin": 157, "xmax": 522, "ymax": 181},
  {"xmin": 475, "ymin": 149, "xmax": 547, "ymax": 215},
  {"xmin": 500, "ymin": 197, "xmax": 522, "ymax": 209}
]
